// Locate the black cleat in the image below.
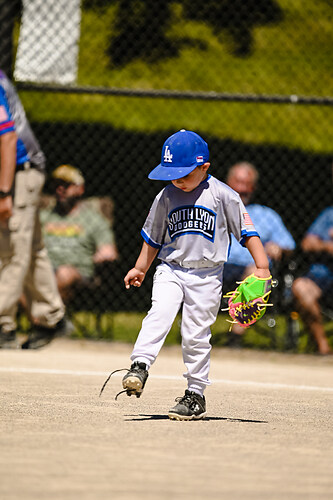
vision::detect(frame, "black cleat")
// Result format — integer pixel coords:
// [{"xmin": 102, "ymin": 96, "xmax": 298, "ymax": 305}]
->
[
  {"xmin": 99, "ymin": 361, "xmax": 149, "ymax": 400},
  {"xmin": 0, "ymin": 330, "xmax": 19, "ymax": 349},
  {"xmin": 122, "ymin": 362, "xmax": 149, "ymax": 398},
  {"xmin": 21, "ymin": 317, "xmax": 72, "ymax": 349},
  {"xmin": 168, "ymin": 390, "xmax": 207, "ymax": 421}
]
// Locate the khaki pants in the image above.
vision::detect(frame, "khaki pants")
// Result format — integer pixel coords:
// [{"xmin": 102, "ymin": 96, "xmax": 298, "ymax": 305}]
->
[{"xmin": 0, "ymin": 168, "xmax": 65, "ymax": 333}]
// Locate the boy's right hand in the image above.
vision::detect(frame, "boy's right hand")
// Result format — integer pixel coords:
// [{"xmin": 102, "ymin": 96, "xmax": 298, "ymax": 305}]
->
[
  {"xmin": 0, "ymin": 196, "xmax": 13, "ymax": 222},
  {"xmin": 124, "ymin": 268, "xmax": 146, "ymax": 289}
]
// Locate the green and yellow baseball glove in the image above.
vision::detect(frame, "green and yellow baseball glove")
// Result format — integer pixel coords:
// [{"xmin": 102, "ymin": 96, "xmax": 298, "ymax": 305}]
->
[{"xmin": 223, "ymin": 274, "xmax": 273, "ymax": 328}]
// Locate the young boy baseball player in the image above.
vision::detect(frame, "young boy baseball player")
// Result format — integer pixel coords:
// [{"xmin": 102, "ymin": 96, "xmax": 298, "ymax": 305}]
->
[{"xmin": 121, "ymin": 129, "xmax": 270, "ymax": 420}]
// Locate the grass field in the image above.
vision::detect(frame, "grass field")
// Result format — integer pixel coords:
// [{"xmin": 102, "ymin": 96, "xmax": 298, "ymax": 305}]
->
[
  {"xmin": 71, "ymin": 310, "xmax": 333, "ymax": 355},
  {"xmin": 15, "ymin": 0, "xmax": 333, "ymax": 153},
  {"xmin": 17, "ymin": 310, "xmax": 332, "ymax": 355}
]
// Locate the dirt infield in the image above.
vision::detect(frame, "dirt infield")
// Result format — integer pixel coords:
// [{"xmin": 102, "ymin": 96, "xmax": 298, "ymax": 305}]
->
[{"xmin": 1, "ymin": 338, "xmax": 332, "ymax": 500}]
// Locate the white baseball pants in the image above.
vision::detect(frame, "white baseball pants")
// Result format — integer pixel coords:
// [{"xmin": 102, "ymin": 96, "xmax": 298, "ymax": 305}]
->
[{"xmin": 131, "ymin": 261, "xmax": 223, "ymax": 395}]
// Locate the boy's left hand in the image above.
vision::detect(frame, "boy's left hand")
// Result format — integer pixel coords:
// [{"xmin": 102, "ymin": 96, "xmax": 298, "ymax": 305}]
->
[{"xmin": 253, "ymin": 267, "xmax": 271, "ymax": 279}]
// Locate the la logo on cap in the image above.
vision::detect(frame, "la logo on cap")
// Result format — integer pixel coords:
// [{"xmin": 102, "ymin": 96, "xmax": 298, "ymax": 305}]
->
[{"xmin": 164, "ymin": 145, "xmax": 173, "ymax": 163}]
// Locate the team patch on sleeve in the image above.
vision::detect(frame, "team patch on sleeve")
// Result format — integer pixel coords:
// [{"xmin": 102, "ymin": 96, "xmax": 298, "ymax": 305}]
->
[
  {"xmin": 168, "ymin": 205, "xmax": 216, "ymax": 241},
  {"xmin": 243, "ymin": 212, "xmax": 253, "ymax": 226}
]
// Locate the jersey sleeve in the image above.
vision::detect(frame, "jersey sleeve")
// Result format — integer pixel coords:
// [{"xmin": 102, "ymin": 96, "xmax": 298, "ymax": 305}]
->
[
  {"xmin": 141, "ymin": 190, "xmax": 168, "ymax": 249},
  {"xmin": 225, "ymin": 192, "xmax": 259, "ymax": 247},
  {"xmin": 0, "ymin": 88, "xmax": 15, "ymax": 136}
]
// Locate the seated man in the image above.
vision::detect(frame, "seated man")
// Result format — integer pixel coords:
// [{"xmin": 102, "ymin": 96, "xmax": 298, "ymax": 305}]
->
[
  {"xmin": 292, "ymin": 206, "xmax": 333, "ymax": 355},
  {"xmin": 40, "ymin": 165, "xmax": 118, "ymax": 305},
  {"xmin": 223, "ymin": 162, "xmax": 296, "ymax": 338}
]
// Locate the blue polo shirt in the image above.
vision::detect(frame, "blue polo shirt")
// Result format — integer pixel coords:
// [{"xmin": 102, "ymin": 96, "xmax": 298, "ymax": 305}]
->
[{"xmin": 226, "ymin": 204, "xmax": 296, "ymax": 266}]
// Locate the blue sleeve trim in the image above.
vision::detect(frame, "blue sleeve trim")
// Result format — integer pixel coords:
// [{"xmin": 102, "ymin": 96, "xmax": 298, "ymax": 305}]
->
[
  {"xmin": 240, "ymin": 230, "xmax": 259, "ymax": 247},
  {"xmin": 0, "ymin": 121, "xmax": 15, "ymax": 135},
  {"xmin": 141, "ymin": 229, "xmax": 162, "ymax": 249}
]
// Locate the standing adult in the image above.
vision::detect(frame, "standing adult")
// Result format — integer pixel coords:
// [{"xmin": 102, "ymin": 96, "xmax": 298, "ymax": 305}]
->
[{"xmin": 0, "ymin": 70, "xmax": 66, "ymax": 349}]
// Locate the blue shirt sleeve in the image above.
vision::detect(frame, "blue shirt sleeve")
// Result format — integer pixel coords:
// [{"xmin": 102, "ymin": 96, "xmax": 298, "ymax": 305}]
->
[
  {"xmin": 226, "ymin": 204, "xmax": 295, "ymax": 266},
  {"xmin": 307, "ymin": 207, "xmax": 333, "ymax": 241}
]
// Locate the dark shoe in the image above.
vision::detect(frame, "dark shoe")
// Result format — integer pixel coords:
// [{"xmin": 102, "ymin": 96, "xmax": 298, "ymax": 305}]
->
[
  {"xmin": 0, "ymin": 330, "xmax": 19, "ymax": 349},
  {"xmin": 122, "ymin": 361, "xmax": 149, "ymax": 398},
  {"xmin": 21, "ymin": 317, "xmax": 72, "ymax": 350},
  {"xmin": 168, "ymin": 390, "xmax": 207, "ymax": 421}
]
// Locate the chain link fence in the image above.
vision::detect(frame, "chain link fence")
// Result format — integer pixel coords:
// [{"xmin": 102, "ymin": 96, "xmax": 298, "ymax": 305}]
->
[{"xmin": 0, "ymin": 1, "xmax": 332, "ymax": 325}]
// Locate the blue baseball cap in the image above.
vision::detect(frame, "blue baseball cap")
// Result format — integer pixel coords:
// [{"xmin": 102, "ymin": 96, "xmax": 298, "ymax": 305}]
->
[{"xmin": 148, "ymin": 129, "xmax": 209, "ymax": 181}]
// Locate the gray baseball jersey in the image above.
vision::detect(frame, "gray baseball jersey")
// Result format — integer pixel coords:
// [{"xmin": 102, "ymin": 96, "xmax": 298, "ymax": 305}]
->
[{"xmin": 141, "ymin": 174, "xmax": 259, "ymax": 268}]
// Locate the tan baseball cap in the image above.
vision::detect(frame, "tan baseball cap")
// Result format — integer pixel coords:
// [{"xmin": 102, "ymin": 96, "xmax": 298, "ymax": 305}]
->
[{"xmin": 52, "ymin": 165, "xmax": 85, "ymax": 185}]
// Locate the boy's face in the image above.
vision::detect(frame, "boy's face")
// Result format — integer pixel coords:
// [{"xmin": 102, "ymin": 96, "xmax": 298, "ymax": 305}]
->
[{"xmin": 171, "ymin": 163, "xmax": 210, "ymax": 192}]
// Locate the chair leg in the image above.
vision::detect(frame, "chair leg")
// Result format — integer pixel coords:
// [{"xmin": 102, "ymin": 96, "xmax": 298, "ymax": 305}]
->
[
  {"xmin": 95, "ymin": 310, "xmax": 114, "ymax": 338},
  {"xmin": 284, "ymin": 311, "xmax": 301, "ymax": 351},
  {"xmin": 253, "ymin": 314, "xmax": 277, "ymax": 349}
]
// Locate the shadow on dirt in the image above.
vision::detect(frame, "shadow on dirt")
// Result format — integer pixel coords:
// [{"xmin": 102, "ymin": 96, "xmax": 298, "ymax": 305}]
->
[{"xmin": 124, "ymin": 414, "xmax": 268, "ymax": 423}]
